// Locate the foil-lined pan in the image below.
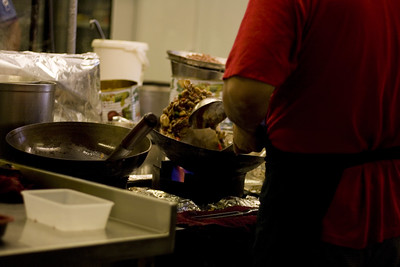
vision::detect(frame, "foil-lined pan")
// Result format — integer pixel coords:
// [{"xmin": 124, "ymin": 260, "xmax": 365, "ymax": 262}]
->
[{"xmin": 0, "ymin": 50, "xmax": 100, "ymax": 122}]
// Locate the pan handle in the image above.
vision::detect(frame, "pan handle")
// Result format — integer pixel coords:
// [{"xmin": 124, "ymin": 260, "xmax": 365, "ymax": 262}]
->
[{"xmin": 106, "ymin": 113, "xmax": 158, "ymax": 161}]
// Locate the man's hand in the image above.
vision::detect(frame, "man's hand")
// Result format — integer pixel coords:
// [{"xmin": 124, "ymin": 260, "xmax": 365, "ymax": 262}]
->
[{"xmin": 232, "ymin": 124, "xmax": 265, "ymax": 154}]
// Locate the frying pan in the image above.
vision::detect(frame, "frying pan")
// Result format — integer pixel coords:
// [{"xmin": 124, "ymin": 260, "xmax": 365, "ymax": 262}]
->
[
  {"xmin": 150, "ymin": 129, "xmax": 264, "ymax": 175},
  {"xmin": 5, "ymin": 122, "xmax": 152, "ymax": 184}
]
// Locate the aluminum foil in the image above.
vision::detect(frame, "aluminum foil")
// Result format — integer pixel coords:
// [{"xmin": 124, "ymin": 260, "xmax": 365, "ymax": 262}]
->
[
  {"xmin": 128, "ymin": 186, "xmax": 260, "ymax": 213},
  {"xmin": 205, "ymin": 195, "xmax": 260, "ymax": 211},
  {"xmin": 0, "ymin": 50, "xmax": 101, "ymax": 122},
  {"xmin": 128, "ymin": 187, "xmax": 201, "ymax": 212}
]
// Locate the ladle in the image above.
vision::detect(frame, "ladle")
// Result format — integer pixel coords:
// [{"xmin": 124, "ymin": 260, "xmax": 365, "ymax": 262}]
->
[
  {"xmin": 106, "ymin": 113, "xmax": 158, "ymax": 161},
  {"xmin": 189, "ymin": 97, "xmax": 226, "ymax": 129},
  {"xmin": 189, "ymin": 97, "xmax": 234, "ymax": 152}
]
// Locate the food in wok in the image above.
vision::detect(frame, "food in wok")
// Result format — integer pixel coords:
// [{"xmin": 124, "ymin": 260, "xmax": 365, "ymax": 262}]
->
[
  {"xmin": 152, "ymin": 81, "xmax": 264, "ymax": 174},
  {"xmin": 159, "ymin": 80, "xmax": 229, "ymax": 150}
]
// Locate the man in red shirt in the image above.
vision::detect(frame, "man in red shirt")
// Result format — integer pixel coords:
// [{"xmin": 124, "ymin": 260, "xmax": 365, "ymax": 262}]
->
[{"xmin": 223, "ymin": 0, "xmax": 400, "ymax": 266}]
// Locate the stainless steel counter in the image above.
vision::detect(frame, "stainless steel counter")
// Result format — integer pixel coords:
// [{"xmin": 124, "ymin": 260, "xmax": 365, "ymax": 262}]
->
[{"xmin": 0, "ymin": 159, "xmax": 176, "ymax": 266}]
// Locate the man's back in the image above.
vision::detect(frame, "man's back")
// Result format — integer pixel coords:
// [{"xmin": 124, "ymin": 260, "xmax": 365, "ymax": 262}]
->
[{"xmin": 223, "ymin": 0, "xmax": 400, "ymax": 250}]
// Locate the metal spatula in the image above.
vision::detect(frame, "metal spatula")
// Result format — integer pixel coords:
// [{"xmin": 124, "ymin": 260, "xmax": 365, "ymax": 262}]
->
[{"xmin": 106, "ymin": 113, "xmax": 158, "ymax": 161}]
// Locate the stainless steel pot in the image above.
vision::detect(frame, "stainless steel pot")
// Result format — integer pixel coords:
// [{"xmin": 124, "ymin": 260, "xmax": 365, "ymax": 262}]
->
[
  {"xmin": 139, "ymin": 82, "xmax": 170, "ymax": 117},
  {"xmin": 170, "ymin": 60, "xmax": 224, "ymax": 80},
  {"xmin": 167, "ymin": 50, "xmax": 225, "ymax": 81},
  {"xmin": 0, "ymin": 75, "xmax": 56, "ymax": 155}
]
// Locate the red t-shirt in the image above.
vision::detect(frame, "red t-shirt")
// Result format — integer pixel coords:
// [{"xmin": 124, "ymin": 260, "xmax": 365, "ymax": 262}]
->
[{"xmin": 224, "ymin": 0, "xmax": 400, "ymax": 249}]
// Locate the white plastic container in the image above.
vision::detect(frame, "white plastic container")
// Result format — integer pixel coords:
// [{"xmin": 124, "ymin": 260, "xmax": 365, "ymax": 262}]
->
[
  {"xmin": 21, "ymin": 189, "xmax": 114, "ymax": 231},
  {"xmin": 92, "ymin": 39, "xmax": 149, "ymax": 85}
]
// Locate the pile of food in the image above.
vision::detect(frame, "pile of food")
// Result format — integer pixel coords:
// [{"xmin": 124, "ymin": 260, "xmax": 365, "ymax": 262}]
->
[
  {"xmin": 159, "ymin": 80, "xmax": 229, "ymax": 150},
  {"xmin": 160, "ymin": 80, "xmax": 212, "ymax": 139},
  {"xmin": 186, "ymin": 53, "xmax": 223, "ymax": 64}
]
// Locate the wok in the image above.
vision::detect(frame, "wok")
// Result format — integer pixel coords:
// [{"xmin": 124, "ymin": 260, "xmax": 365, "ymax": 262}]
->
[
  {"xmin": 5, "ymin": 122, "xmax": 151, "ymax": 184},
  {"xmin": 150, "ymin": 129, "xmax": 264, "ymax": 175}
]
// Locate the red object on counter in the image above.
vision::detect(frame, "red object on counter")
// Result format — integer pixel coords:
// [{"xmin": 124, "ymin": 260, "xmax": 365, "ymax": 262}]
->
[
  {"xmin": 0, "ymin": 165, "xmax": 27, "ymax": 203},
  {"xmin": 177, "ymin": 206, "xmax": 257, "ymax": 232}
]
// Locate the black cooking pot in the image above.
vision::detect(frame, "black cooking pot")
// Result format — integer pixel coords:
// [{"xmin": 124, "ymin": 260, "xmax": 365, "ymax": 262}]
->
[
  {"xmin": 150, "ymin": 129, "xmax": 264, "ymax": 175},
  {"xmin": 5, "ymin": 122, "xmax": 151, "ymax": 184}
]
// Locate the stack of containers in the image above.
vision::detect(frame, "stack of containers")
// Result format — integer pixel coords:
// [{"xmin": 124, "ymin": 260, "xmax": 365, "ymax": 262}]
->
[{"xmin": 92, "ymin": 39, "xmax": 149, "ymax": 123}]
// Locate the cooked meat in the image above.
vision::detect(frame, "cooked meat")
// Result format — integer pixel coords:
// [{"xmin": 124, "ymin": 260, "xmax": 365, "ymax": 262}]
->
[
  {"xmin": 186, "ymin": 53, "xmax": 223, "ymax": 64},
  {"xmin": 160, "ymin": 80, "xmax": 212, "ymax": 140}
]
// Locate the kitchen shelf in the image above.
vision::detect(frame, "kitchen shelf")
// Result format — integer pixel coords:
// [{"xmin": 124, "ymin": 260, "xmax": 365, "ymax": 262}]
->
[{"xmin": 0, "ymin": 159, "xmax": 176, "ymax": 266}]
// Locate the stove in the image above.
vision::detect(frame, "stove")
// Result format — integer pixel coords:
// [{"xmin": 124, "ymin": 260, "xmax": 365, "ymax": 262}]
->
[
  {"xmin": 125, "ymin": 144, "xmax": 260, "ymax": 204},
  {"xmin": 152, "ymin": 160, "xmax": 246, "ymax": 204}
]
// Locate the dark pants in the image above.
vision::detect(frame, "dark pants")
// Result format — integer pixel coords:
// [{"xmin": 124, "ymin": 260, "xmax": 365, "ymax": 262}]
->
[
  {"xmin": 252, "ymin": 142, "xmax": 400, "ymax": 267},
  {"xmin": 313, "ymin": 237, "xmax": 400, "ymax": 267}
]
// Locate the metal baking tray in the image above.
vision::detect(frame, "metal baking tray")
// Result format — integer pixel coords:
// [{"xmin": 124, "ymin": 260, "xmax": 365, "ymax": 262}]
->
[{"xmin": 0, "ymin": 159, "xmax": 176, "ymax": 266}]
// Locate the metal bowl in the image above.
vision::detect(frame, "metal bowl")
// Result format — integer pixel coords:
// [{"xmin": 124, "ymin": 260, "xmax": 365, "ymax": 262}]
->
[{"xmin": 167, "ymin": 50, "xmax": 226, "ymax": 71}]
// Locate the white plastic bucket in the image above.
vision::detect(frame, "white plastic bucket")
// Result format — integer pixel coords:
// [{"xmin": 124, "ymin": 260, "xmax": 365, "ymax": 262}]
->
[{"xmin": 92, "ymin": 39, "xmax": 149, "ymax": 85}]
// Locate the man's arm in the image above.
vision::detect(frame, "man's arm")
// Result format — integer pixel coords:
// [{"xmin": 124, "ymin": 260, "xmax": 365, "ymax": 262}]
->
[{"xmin": 223, "ymin": 76, "xmax": 275, "ymax": 153}]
